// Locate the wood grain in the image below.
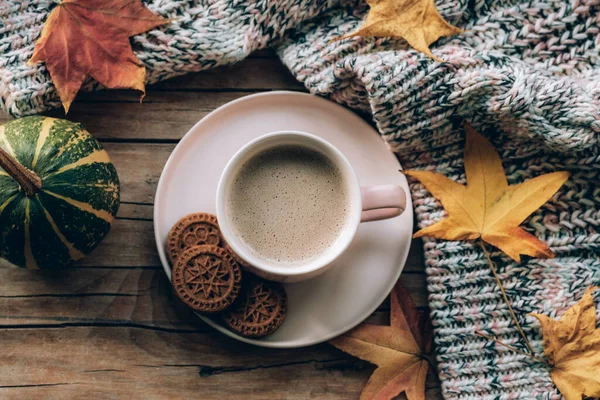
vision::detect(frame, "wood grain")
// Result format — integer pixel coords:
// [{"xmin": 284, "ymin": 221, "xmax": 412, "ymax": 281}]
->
[
  {"xmin": 0, "ymin": 327, "xmax": 442, "ymax": 399},
  {"xmin": 0, "ymin": 268, "xmax": 428, "ymax": 327},
  {"xmin": 48, "ymin": 58, "xmax": 305, "ymax": 141},
  {"xmin": 0, "ymin": 54, "xmax": 440, "ymax": 400},
  {"xmin": 150, "ymin": 58, "xmax": 303, "ymax": 91},
  {"xmin": 64, "ymin": 91, "xmax": 266, "ymax": 141}
]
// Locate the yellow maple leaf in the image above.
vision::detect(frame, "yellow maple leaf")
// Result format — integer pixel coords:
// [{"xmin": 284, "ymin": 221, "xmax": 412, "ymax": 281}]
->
[
  {"xmin": 29, "ymin": 0, "xmax": 170, "ymax": 113},
  {"xmin": 405, "ymin": 123, "xmax": 569, "ymax": 262},
  {"xmin": 530, "ymin": 287, "xmax": 600, "ymax": 400},
  {"xmin": 338, "ymin": 0, "xmax": 462, "ymax": 61},
  {"xmin": 330, "ymin": 282, "xmax": 432, "ymax": 400}
]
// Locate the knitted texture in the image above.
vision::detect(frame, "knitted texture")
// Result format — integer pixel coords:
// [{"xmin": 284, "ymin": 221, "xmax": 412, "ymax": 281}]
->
[
  {"xmin": 0, "ymin": 0, "xmax": 339, "ymax": 116},
  {"xmin": 2, "ymin": 1, "xmax": 600, "ymax": 399}
]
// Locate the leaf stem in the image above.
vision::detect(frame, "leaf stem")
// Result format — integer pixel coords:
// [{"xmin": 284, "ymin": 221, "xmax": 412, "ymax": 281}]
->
[
  {"xmin": 478, "ymin": 239, "xmax": 535, "ymax": 355},
  {"xmin": 475, "ymin": 332, "xmax": 548, "ymax": 365}
]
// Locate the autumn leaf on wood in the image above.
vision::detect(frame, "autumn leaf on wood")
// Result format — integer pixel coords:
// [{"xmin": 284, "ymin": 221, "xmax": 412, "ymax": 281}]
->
[
  {"xmin": 405, "ymin": 124, "xmax": 569, "ymax": 262},
  {"xmin": 338, "ymin": 0, "xmax": 462, "ymax": 61},
  {"xmin": 29, "ymin": 0, "xmax": 170, "ymax": 113},
  {"xmin": 330, "ymin": 282, "xmax": 433, "ymax": 400},
  {"xmin": 530, "ymin": 287, "xmax": 600, "ymax": 400}
]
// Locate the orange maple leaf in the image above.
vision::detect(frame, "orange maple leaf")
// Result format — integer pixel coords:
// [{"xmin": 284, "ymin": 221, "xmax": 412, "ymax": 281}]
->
[
  {"xmin": 330, "ymin": 282, "xmax": 433, "ymax": 400},
  {"xmin": 405, "ymin": 123, "xmax": 569, "ymax": 262},
  {"xmin": 29, "ymin": 0, "xmax": 170, "ymax": 113},
  {"xmin": 531, "ymin": 287, "xmax": 600, "ymax": 400}
]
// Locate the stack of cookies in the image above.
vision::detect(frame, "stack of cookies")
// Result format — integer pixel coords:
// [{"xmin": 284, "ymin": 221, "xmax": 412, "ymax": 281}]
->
[{"xmin": 167, "ymin": 213, "xmax": 287, "ymax": 338}]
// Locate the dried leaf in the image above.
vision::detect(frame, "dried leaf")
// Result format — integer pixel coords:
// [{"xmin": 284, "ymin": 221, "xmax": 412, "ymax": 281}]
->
[
  {"xmin": 530, "ymin": 287, "xmax": 600, "ymax": 400},
  {"xmin": 405, "ymin": 123, "xmax": 569, "ymax": 262},
  {"xmin": 330, "ymin": 282, "xmax": 432, "ymax": 400},
  {"xmin": 29, "ymin": 0, "xmax": 169, "ymax": 113},
  {"xmin": 339, "ymin": 0, "xmax": 462, "ymax": 61}
]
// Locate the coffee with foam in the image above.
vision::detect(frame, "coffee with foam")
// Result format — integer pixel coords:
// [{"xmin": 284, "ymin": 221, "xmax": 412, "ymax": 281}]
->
[{"xmin": 227, "ymin": 145, "xmax": 349, "ymax": 266}]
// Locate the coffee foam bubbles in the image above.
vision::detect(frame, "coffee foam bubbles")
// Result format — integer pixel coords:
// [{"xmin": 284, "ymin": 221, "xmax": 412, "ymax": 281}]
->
[{"xmin": 227, "ymin": 145, "xmax": 349, "ymax": 266}]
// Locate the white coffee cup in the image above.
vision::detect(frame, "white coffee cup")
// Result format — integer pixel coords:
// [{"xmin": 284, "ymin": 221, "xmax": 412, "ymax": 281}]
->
[{"xmin": 216, "ymin": 131, "xmax": 406, "ymax": 282}]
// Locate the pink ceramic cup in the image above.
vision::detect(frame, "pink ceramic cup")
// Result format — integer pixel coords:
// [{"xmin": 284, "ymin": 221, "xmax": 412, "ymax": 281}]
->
[{"xmin": 216, "ymin": 131, "xmax": 406, "ymax": 282}]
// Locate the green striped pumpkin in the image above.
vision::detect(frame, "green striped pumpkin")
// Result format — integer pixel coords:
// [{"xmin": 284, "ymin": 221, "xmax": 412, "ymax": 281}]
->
[{"xmin": 0, "ymin": 116, "xmax": 120, "ymax": 269}]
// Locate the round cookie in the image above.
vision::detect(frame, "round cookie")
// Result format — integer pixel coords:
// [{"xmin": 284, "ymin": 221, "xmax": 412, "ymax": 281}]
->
[
  {"xmin": 172, "ymin": 245, "xmax": 242, "ymax": 313},
  {"xmin": 223, "ymin": 277, "xmax": 287, "ymax": 338},
  {"xmin": 167, "ymin": 213, "xmax": 223, "ymax": 265}
]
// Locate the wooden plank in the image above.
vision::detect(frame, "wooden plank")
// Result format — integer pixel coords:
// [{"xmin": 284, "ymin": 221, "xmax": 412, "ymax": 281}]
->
[
  {"xmin": 78, "ymin": 220, "xmax": 160, "ymax": 267},
  {"xmin": 0, "ymin": 268, "xmax": 203, "ymax": 329},
  {"xmin": 0, "ymin": 56, "xmax": 300, "ymax": 121},
  {"xmin": 118, "ymin": 202, "xmax": 153, "ymax": 221},
  {"xmin": 0, "ymin": 268, "xmax": 429, "ymax": 329},
  {"xmin": 0, "ymin": 266, "xmax": 437, "ymax": 398},
  {"xmin": 43, "ymin": 58, "xmax": 305, "ymax": 141},
  {"xmin": 150, "ymin": 58, "xmax": 303, "ymax": 91},
  {"xmin": 64, "ymin": 91, "xmax": 252, "ymax": 141},
  {"xmin": 0, "ymin": 327, "xmax": 441, "ymax": 399},
  {"xmin": 103, "ymin": 143, "xmax": 175, "ymax": 204}
]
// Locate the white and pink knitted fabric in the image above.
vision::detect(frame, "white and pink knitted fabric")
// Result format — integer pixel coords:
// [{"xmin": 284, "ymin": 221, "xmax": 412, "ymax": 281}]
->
[{"xmin": 2, "ymin": 1, "xmax": 600, "ymax": 398}]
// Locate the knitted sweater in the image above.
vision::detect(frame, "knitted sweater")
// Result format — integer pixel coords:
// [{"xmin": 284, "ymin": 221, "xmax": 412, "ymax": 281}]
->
[{"xmin": 2, "ymin": 1, "xmax": 600, "ymax": 399}]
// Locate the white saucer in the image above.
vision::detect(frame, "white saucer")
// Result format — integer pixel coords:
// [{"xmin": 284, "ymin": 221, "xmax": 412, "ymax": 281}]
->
[{"xmin": 154, "ymin": 91, "xmax": 413, "ymax": 348}]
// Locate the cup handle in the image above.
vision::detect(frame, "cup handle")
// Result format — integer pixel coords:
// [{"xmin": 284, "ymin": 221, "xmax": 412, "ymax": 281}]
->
[{"xmin": 360, "ymin": 185, "xmax": 406, "ymax": 222}]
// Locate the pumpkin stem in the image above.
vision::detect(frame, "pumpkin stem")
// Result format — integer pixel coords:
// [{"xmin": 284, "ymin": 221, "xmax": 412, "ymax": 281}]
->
[{"xmin": 0, "ymin": 146, "xmax": 42, "ymax": 197}]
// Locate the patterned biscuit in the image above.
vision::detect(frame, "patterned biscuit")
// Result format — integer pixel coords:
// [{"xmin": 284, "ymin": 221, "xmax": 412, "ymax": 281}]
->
[
  {"xmin": 167, "ymin": 213, "xmax": 223, "ymax": 265},
  {"xmin": 172, "ymin": 245, "xmax": 242, "ymax": 313},
  {"xmin": 223, "ymin": 276, "xmax": 287, "ymax": 338}
]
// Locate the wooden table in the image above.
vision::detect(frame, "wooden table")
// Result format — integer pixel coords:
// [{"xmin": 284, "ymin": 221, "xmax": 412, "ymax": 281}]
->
[{"xmin": 0, "ymin": 50, "xmax": 441, "ymax": 399}]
